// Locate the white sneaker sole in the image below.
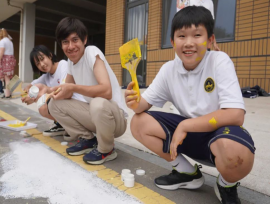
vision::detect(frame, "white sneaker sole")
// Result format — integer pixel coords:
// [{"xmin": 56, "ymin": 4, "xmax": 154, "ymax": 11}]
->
[
  {"xmin": 85, "ymin": 151, "xmax": 117, "ymax": 165},
  {"xmin": 43, "ymin": 130, "xmax": 65, "ymax": 137},
  {"xmin": 214, "ymin": 182, "xmax": 222, "ymax": 202},
  {"xmin": 155, "ymin": 176, "xmax": 205, "ymax": 190},
  {"xmin": 67, "ymin": 148, "xmax": 94, "ymax": 156}
]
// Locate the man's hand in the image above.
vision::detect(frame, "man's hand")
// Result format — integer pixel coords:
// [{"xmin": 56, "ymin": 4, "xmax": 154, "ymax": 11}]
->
[
  {"xmin": 170, "ymin": 124, "xmax": 187, "ymax": 160},
  {"xmin": 51, "ymin": 83, "xmax": 73, "ymax": 100},
  {"xmin": 125, "ymin": 82, "xmax": 139, "ymax": 110}
]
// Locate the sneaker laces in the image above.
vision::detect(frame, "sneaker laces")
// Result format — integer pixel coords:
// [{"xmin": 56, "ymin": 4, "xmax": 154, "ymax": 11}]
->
[
  {"xmin": 91, "ymin": 149, "xmax": 101, "ymax": 156},
  {"xmin": 48, "ymin": 123, "xmax": 59, "ymax": 130},
  {"xmin": 75, "ymin": 138, "xmax": 89, "ymax": 147}
]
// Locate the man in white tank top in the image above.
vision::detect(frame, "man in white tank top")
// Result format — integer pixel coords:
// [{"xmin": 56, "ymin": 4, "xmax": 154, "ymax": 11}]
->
[{"xmin": 48, "ymin": 17, "xmax": 128, "ymax": 165}]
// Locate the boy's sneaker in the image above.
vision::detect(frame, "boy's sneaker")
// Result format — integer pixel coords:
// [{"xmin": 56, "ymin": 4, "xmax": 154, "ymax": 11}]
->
[
  {"xmin": 154, "ymin": 164, "xmax": 205, "ymax": 190},
  {"xmin": 83, "ymin": 148, "xmax": 117, "ymax": 165},
  {"xmin": 214, "ymin": 182, "xmax": 241, "ymax": 204},
  {"xmin": 66, "ymin": 137, "xmax": 97, "ymax": 156},
  {"xmin": 43, "ymin": 122, "xmax": 65, "ymax": 137}
]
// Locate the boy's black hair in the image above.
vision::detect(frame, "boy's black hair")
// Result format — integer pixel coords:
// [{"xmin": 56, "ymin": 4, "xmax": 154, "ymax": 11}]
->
[
  {"xmin": 30, "ymin": 45, "xmax": 58, "ymax": 73},
  {"xmin": 55, "ymin": 17, "xmax": 88, "ymax": 45},
  {"xmin": 171, "ymin": 6, "xmax": 214, "ymax": 41}
]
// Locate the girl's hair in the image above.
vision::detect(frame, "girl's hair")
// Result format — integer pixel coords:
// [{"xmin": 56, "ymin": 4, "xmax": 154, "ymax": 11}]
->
[
  {"xmin": 0, "ymin": 28, "xmax": 12, "ymax": 41},
  {"xmin": 30, "ymin": 45, "xmax": 58, "ymax": 73}
]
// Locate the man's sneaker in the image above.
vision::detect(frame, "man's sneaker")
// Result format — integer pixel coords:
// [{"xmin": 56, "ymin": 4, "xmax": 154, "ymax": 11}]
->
[
  {"xmin": 214, "ymin": 182, "xmax": 241, "ymax": 204},
  {"xmin": 66, "ymin": 137, "xmax": 97, "ymax": 156},
  {"xmin": 43, "ymin": 122, "xmax": 65, "ymax": 137},
  {"xmin": 154, "ymin": 164, "xmax": 205, "ymax": 190},
  {"xmin": 83, "ymin": 148, "xmax": 117, "ymax": 165}
]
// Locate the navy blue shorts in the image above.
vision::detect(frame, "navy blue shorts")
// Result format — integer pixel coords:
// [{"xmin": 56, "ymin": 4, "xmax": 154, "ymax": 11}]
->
[{"xmin": 146, "ymin": 111, "xmax": 256, "ymax": 166}]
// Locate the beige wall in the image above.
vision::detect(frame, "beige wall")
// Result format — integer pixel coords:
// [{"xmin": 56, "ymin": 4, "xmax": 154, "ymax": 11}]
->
[
  {"xmin": 105, "ymin": 0, "xmax": 270, "ymax": 92},
  {"xmin": 105, "ymin": 0, "xmax": 125, "ymax": 85}
]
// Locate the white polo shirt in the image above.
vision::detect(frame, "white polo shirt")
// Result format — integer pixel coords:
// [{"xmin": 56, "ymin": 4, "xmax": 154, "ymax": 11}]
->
[{"xmin": 142, "ymin": 51, "xmax": 245, "ymax": 118}]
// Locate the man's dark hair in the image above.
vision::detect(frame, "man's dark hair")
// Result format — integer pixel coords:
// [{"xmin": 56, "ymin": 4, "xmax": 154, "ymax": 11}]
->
[
  {"xmin": 55, "ymin": 17, "xmax": 88, "ymax": 45},
  {"xmin": 30, "ymin": 45, "xmax": 58, "ymax": 73},
  {"xmin": 170, "ymin": 6, "xmax": 214, "ymax": 41}
]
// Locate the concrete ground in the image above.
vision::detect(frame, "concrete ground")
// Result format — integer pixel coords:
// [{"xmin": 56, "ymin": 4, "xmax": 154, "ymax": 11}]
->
[{"xmin": 0, "ymin": 86, "xmax": 270, "ymax": 204}]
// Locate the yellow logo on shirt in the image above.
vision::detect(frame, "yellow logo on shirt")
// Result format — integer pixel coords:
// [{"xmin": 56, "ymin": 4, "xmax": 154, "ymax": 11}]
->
[{"xmin": 204, "ymin": 77, "xmax": 215, "ymax": 93}]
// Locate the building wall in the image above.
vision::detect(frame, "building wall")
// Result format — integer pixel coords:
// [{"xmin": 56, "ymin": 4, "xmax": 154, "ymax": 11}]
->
[
  {"xmin": 105, "ymin": 0, "xmax": 125, "ymax": 85},
  {"xmin": 232, "ymin": 0, "xmax": 270, "ymax": 92},
  {"xmin": 106, "ymin": 0, "xmax": 270, "ymax": 92}
]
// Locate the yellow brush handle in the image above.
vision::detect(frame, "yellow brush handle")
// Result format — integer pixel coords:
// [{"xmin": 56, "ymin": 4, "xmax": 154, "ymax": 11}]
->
[
  {"xmin": 125, "ymin": 57, "xmax": 141, "ymax": 102},
  {"xmin": 23, "ymin": 117, "xmax": 31, "ymax": 124},
  {"xmin": 46, "ymin": 87, "xmax": 62, "ymax": 102},
  {"xmin": 129, "ymin": 69, "xmax": 140, "ymax": 102}
]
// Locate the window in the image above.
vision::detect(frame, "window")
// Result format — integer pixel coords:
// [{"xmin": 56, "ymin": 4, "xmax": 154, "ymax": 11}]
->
[
  {"xmin": 213, "ymin": 0, "xmax": 236, "ymax": 42},
  {"xmin": 162, "ymin": 0, "xmax": 176, "ymax": 48},
  {"xmin": 161, "ymin": 0, "xmax": 237, "ymax": 48}
]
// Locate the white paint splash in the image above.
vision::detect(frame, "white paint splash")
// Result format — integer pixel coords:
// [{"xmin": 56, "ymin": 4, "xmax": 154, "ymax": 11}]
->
[{"xmin": 0, "ymin": 142, "xmax": 141, "ymax": 204}]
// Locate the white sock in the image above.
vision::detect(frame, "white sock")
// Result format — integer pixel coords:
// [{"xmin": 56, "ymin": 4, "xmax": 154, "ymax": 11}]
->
[
  {"xmin": 218, "ymin": 174, "xmax": 237, "ymax": 187},
  {"xmin": 169, "ymin": 154, "xmax": 195, "ymax": 173}
]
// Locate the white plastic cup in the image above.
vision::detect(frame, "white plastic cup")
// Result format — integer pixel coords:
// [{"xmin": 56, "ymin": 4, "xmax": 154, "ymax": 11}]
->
[
  {"xmin": 121, "ymin": 169, "xmax": 131, "ymax": 182},
  {"xmin": 28, "ymin": 85, "xmax": 39, "ymax": 98},
  {"xmin": 124, "ymin": 173, "xmax": 135, "ymax": 188}
]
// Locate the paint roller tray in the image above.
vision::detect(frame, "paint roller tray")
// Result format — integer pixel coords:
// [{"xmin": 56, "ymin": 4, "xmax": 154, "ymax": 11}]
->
[{"xmin": 0, "ymin": 120, "xmax": 37, "ymax": 131}]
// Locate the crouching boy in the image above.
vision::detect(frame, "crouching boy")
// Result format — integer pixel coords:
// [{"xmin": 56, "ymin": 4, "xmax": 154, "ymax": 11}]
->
[{"xmin": 125, "ymin": 6, "xmax": 254, "ymax": 204}]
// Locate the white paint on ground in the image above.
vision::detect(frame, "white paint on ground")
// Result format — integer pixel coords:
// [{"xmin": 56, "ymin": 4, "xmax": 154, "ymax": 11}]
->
[{"xmin": 0, "ymin": 142, "xmax": 141, "ymax": 204}]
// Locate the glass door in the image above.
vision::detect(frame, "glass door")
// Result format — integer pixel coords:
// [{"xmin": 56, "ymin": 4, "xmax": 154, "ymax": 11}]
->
[{"xmin": 123, "ymin": 1, "xmax": 148, "ymax": 87}]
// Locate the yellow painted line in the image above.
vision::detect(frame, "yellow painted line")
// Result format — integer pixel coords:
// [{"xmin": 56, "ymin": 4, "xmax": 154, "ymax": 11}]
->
[{"xmin": 0, "ymin": 109, "xmax": 175, "ymax": 204}]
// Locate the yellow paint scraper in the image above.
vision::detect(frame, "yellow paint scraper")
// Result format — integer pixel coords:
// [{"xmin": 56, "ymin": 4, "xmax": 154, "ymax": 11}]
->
[{"xmin": 119, "ymin": 38, "xmax": 142, "ymax": 105}]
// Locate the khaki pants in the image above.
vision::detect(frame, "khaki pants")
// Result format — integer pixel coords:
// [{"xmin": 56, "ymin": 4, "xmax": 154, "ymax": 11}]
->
[{"xmin": 48, "ymin": 98, "xmax": 127, "ymax": 153}]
